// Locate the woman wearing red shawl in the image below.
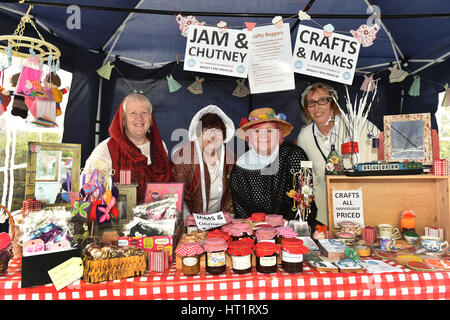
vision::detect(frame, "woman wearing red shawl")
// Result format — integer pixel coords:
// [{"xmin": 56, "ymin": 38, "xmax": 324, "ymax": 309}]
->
[{"xmin": 83, "ymin": 93, "xmax": 172, "ymax": 203}]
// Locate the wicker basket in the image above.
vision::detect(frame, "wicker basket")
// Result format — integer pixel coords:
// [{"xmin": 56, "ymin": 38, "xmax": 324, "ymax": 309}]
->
[
  {"xmin": 0, "ymin": 204, "xmax": 15, "ymax": 274},
  {"xmin": 82, "ymin": 253, "xmax": 147, "ymax": 283}
]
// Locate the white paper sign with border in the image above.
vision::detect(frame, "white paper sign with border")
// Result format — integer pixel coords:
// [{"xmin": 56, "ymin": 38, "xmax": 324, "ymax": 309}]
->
[
  {"xmin": 193, "ymin": 211, "xmax": 227, "ymax": 231},
  {"xmin": 184, "ymin": 25, "xmax": 251, "ymax": 78},
  {"xmin": 292, "ymin": 25, "xmax": 360, "ymax": 85},
  {"xmin": 332, "ymin": 188, "xmax": 364, "ymax": 228},
  {"xmin": 248, "ymin": 23, "xmax": 295, "ymax": 94}
]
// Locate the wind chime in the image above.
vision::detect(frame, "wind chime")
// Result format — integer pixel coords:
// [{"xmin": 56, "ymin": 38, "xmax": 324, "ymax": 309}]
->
[{"xmin": 287, "ymin": 162, "xmax": 314, "ymax": 236}]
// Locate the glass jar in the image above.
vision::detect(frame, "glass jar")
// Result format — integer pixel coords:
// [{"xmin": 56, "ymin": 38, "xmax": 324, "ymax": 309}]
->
[
  {"xmin": 275, "ymin": 226, "xmax": 298, "ymax": 245},
  {"xmin": 255, "ymin": 227, "xmax": 277, "ymax": 243},
  {"xmin": 266, "ymin": 214, "xmax": 284, "ymax": 227},
  {"xmin": 281, "ymin": 238, "xmax": 309, "ymax": 274},
  {"xmin": 231, "ymin": 254, "xmax": 252, "ymax": 274},
  {"xmin": 230, "ymin": 223, "xmax": 253, "ymax": 242},
  {"xmin": 182, "ymin": 254, "xmax": 201, "ymax": 275},
  {"xmin": 203, "ymin": 237, "xmax": 228, "ymax": 275},
  {"xmin": 254, "ymin": 242, "xmax": 280, "ymax": 274}
]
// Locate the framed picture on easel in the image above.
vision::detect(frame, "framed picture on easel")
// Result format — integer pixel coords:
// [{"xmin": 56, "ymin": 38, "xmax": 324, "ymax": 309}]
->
[{"xmin": 144, "ymin": 182, "xmax": 184, "ymax": 212}]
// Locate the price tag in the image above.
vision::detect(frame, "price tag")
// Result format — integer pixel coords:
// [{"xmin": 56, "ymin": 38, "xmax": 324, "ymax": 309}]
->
[{"xmin": 48, "ymin": 257, "xmax": 83, "ymax": 291}]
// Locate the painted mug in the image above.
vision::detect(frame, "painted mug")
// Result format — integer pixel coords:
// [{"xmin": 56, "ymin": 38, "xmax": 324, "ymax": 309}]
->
[
  {"xmin": 340, "ymin": 221, "xmax": 362, "ymax": 236},
  {"xmin": 421, "ymin": 236, "xmax": 449, "ymax": 253},
  {"xmin": 377, "ymin": 224, "xmax": 401, "ymax": 239},
  {"xmin": 379, "ymin": 237, "xmax": 396, "ymax": 251}
]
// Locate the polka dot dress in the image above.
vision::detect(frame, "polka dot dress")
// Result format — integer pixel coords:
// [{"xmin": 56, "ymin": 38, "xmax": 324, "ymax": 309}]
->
[{"xmin": 230, "ymin": 142, "xmax": 318, "ymax": 223}]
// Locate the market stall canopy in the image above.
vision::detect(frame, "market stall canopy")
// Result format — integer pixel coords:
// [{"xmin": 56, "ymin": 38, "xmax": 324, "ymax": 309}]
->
[{"xmin": 0, "ymin": 0, "xmax": 449, "ymax": 164}]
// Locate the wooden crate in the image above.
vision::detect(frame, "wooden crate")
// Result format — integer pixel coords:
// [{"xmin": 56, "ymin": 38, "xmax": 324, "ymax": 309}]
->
[{"xmin": 326, "ymin": 175, "xmax": 450, "ymax": 242}]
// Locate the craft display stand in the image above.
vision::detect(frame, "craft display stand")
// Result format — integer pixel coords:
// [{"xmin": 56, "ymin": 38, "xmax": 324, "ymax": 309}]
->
[{"xmin": 326, "ymin": 175, "xmax": 450, "ymax": 242}]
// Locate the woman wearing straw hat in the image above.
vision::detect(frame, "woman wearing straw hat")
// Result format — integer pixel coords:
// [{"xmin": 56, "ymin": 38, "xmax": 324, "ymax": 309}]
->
[
  {"xmin": 296, "ymin": 83, "xmax": 377, "ymax": 225},
  {"xmin": 172, "ymin": 105, "xmax": 236, "ymax": 217},
  {"xmin": 230, "ymin": 107, "xmax": 319, "ymax": 227}
]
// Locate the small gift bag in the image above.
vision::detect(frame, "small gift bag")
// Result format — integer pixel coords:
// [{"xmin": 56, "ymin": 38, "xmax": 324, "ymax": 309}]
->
[
  {"xmin": 15, "ymin": 56, "xmax": 43, "ymax": 97},
  {"xmin": 149, "ymin": 250, "xmax": 169, "ymax": 272},
  {"xmin": 432, "ymin": 159, "xmax": 449, "ymax": 176},
  {"xmin": 362, "ymin": 226, "xmax": 378, "ymax": 244},
  {"xmin": 120, "ymin": 170, "xmax": 131, "ymax": 184},
  {"xmin": 425, "ymin": 226, "xmax": 444, "ymax": 241}
]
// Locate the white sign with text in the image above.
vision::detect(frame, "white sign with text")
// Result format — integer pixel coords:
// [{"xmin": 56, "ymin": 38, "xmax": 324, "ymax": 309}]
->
[
  {"xmin": 193, "ymin": 211, "xmax": 227, "ymax": 231},
  {"xmin": 332, "ymin": 189, "xmax": 364, "ymax": 228}
]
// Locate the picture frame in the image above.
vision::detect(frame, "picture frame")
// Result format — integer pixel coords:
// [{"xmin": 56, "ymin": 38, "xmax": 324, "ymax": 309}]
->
[
  {"xmin": 25, "ymin": 142, "xmax": 81, "ymax": 210},
  {"xmin": 383, "ymin": 113, "xmax": 433, "ymax": 166},
  {"xmin": 144, "ymin": 182, "xmax": 184, "ymax": 212}
]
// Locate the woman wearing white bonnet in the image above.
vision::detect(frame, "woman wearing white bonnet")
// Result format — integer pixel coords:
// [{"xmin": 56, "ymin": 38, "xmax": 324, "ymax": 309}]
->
[
  {"xmin": 296, "ymin": 82, "xmax": 378, "ymax": 225},
  {"xmin": 172, "ymin": 105, "xmax": 236, "ymax": 217}
]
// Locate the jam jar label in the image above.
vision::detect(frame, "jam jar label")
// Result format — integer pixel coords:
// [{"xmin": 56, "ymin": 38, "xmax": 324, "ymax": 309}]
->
[
  {"xmin": 207, "ymin": 251, "xmax": 226, "ymax": 267},
  {"xmin": 259, "ymin": 256, "xmax": 277, "ymax": 267},
  {"xmin": 281, "ymin": 251, "xmax": 303, "ymax": 263},
  {"xmin": 231, "ymin": 255, "xmax": 252, "ymax": 270},
  {"xmin": 183, "ymin": 256, "xmax": 198, "ymax": 267}
]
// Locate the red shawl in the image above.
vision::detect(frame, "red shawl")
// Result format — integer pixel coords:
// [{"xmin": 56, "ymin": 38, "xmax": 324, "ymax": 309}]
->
[{"xmin": 107, "ymin": 98, "xmax": 173, "ymax": 203}]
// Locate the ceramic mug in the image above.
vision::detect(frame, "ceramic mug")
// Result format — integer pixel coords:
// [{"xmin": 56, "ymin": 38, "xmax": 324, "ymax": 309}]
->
[
  {"xmin": 379, "ymin": 237, "xmax": 396, "ymax": 251},
  {"xmin": 377, "ymin": 224, "xmax": 401, "ymax": 239},
  {"xmin": 421, "ymin": 236, "xmax": 449, "ymax": 253}
]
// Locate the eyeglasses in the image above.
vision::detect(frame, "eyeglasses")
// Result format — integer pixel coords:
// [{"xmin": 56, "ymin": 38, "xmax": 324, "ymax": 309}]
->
[
  {"xmin": 306, "ymin": 96, "xmax": 332, "ymax": 108},
  {"xmin": 127, "ymin": 111, "xmax": 150, "ymax": 119},
  {"xmin": 202, "ymin": 128, "xmax": 223, "ymax": 136}
]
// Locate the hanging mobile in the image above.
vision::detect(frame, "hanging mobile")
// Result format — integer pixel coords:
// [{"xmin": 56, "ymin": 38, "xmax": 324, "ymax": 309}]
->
[{"xmin": 325, "ymin": 124, "xmax": 344, "ymax": 175}]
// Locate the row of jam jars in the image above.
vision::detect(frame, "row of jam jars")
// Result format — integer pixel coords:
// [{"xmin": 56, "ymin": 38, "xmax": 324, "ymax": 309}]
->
[
  {"xmin": 175, "ymin": 242, "xmax": 205, "ymax": 276},
  {"xmin": 280, "ymin": 238, "xmax": 309, "ymax": 273},
  {"xmin": 254, "ymin": 242, "xmax": 280, "ymax": 273},
  {"xmin": 228, "ymin": 237, "xmax": 255, "ymax": 274},
  {"xmin": 203, "ymin": 237, "xmax": 228, "ymax": 275}
]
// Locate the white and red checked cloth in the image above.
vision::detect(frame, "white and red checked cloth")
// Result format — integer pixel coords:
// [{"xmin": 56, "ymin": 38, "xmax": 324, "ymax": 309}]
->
[
  {"xmin": 1, "ymin": 258, "xmax": 449, "ymax": 300},
  {"xmin": 119, "ymin": 170, "xmax": 131, "ymax": 184},
  {"xmin": 432, "ymin": 159, "xmax": 449, "ymax": 176}
]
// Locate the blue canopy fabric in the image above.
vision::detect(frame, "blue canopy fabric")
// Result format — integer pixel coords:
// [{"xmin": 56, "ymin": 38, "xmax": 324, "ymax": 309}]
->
[{"xmin": 0, "ymin": 0, "xmax": 449, "ymax": 165}]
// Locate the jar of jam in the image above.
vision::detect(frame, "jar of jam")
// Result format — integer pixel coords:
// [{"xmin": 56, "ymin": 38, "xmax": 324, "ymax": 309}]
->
[
  {"xmin": 175, "ymin": 242, "xmax": 204, "ymax": 276},
  {"xmin": 228, "ymin": 238, "xmax": 254, "ymax": 274},
  {"xmin": 255, "ymin": 227, "xmax": 277, "ymax": 243},
  {"xmin": 275, "ymin": 226, "xmax": 298, "ymax": 245},
  {"xmin": 254, "ymin": 242, "xmax": 280, "ymax": 274},
  {"xmin": 184, "ymin": 215, "xmax": 198, "ymax": 234},
  {"xmin": 266, "ymin": 214, "xmax": 284, "ymax": 227},
  {"xmin": 230, "ymin": 223, "xmax": 253, "ymax": 242},
  {"xmin": 281, "ymin": 238, "xmax": 309, "ymax": 274},
  {"xmin": 203, "ymin": 237, "xmax": 228, "ymax": 275}
]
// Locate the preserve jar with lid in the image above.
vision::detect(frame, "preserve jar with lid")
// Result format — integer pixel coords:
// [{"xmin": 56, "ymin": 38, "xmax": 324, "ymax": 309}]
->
[
  {"xmin": 255, "ymin": 227, "xmax": 277, "ymax": 243},
  {"xmin": 281, "ymin": 238, "xmax": 309, "ymax": 273},
  {"xmin": 254, "ymin": 242, "xmax": 280, "ymax": 273},
  {"xmin": 275, "ymin": 226, "xmax": 298, "ymax": 245},
  {"xmin": 184, "ymin": 215, "xmax": 198, "ymax": 234},
  {"xmin": 203, "ymin": 237, "xmax": 228, "ymax": 274},
  {"xmin": 230, "ymin": 223, "xmax": 253, "ymax": 242},
  {"xmin": 266, "ymin": 214, "xmax": 284, "ymax": 227},
  {"xmin": 175, "ymin": 242, "xmax": 204, "ymax": 276},
  {"xmin": 228, "ymin": 238, "xmax": 254, "ymax": 274}
]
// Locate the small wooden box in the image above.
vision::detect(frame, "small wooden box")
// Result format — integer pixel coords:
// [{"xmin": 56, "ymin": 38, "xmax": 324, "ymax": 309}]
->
[{"xmin": 326, "ymin": 175, "xmax": 450, "ymax": 242}]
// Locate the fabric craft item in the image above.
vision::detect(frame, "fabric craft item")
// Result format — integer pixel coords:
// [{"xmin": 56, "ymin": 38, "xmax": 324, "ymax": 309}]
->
[
  {"xmin": 71, "ymin": 200, "xmax": 91, "ymax": 222},
  {"xmin": 360, "ymin": 74, "xmax": 377, "ymax": 92},
  {"xmin": 36, "ymin": 99, "xmax": 57, "ymax": 122},
  {"xmin": 362, "ymin": 226, "xmax": 377, "ymax": 244},
  {"xmin": 432, "ymin": 159, "xmax": 449, "ymax": 176},
  {"xmin": 187, "ymin": 76, "xmax": 205, "ymax": 95},
  {"xmin": 389, "ymin": 65, "xmax": 408, "ymax": 83},
  {"xmin": 96, "ymin": 62, "xmax": 114, "ymax": 80},
  {"xmin": 298, "ymin": 10, "xmax": 311, "ymax": 21},
  {"xmin": 408, "ymin": 76, "xmax": 421, "ymax": 96},
  {"xmin": 350, "ymin": 24, "xmax": 379, "ymax": 47},
  {"xmin": 232, "ymin": 79, "xmax": 250, "ymax": 98},
  {"xmin": 167, "ymin": 75, "xmax": 182, "ymax": 93},
  {"xmin": 11, "ymin": 95, "xmax": 28, "ymax": 118},
  {"xmin": 442, "ymin": 83, "xmax": 449, "ymax": 107},
  {"xmin": 176, "ymin": 14, "xmax": 205, "ymax": 37},
  {"xmin": 0, "ymin": 88, "xmax": 10, "ymax": 112}
]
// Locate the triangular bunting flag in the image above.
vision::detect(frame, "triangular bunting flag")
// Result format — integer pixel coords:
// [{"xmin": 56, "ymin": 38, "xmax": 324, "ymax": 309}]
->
[{"xmin": 245, "ymin": 22, "xmax": 257, "ymax": 31}]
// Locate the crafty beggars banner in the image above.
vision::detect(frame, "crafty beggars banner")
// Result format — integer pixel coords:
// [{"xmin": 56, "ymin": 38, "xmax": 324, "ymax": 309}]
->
[
  {"xmin": 292, "ymin": 25, "xmax": 361, "ymax": 85},
  {"xmin": 184, "ymin": 25, "xmax": 251, "ymax": 78}
]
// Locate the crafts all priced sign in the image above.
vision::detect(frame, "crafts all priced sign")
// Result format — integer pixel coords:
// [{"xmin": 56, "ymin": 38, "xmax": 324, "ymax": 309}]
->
[
  {"xmin": 292, "ymin": 25, "xmax": 360, "ymax": 85},
  {"xmin": 184, "ymin": 25, "xmax": 251, "ymax": 78},
  {"xmin": 248, "ymin": 23, "xmax": 295, "ymax": 94},
  {"xmin": 332, "ymin": 189, "xmax": 365, "ymax": 228}
]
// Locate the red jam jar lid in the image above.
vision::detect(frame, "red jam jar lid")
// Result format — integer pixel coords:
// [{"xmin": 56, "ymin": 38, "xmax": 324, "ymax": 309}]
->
[
  {"xmin": 266, "ymin": 214, "xmax": 284, "ymax": 227},
  {"xmin": 255, "ymin": 242, "xmax": 280, "ymax": 257},
  {"xmin": 255, "ymin": 227, "xmax": 277, "ymax": 240},
  {"xmin": 203, "ymin": 237, "xmax": 228, "ymax": 252},
  {"xmin": 228, "ymin": 238, "xmax": 254, "ymax": 256},
  {"xmin": 230, "ymin": 223, "xmax": 253, "ymax": 236},
  {"xmin": 249, "ymin": 212, "xmax": 267, "ymax": 222},
  {"xmin": 176, "ymin": 242, "xmax": 205, "ymax": 257},
  {"xmin": 281, "ymin": 238, "xmax": 309, "ymax": 254}
]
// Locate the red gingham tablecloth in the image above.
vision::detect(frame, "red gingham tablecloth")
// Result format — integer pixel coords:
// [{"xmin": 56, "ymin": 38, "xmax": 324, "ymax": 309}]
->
[{"xmin": 1, "ymin": 258, "xmax": 449, "ymax": 300}]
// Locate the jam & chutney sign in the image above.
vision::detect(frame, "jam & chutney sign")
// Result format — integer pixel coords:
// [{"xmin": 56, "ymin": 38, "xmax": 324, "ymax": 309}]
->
[
  {"xmin": 292, "ymin": 25, "xmax": 360, "ymax": 85},
  {"xmin": 184, "ymin": 25, "xmax": 251, "ymax": 78}
]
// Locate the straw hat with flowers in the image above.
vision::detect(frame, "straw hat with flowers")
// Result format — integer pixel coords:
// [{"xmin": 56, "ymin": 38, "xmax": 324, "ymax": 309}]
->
[{"xmin": 236, "ymin": 107, "xmax": 293, "ymax": 140}]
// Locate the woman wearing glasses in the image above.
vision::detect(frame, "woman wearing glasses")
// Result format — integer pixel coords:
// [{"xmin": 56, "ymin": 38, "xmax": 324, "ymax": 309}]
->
[
  {"xmin": 83, "ymin": 93, "xmax": 172, "ymax": 203},
  {"xmin": 296, "ymin": 83, "xmax": 377, "ymax": 225},
  {"xmin": 172, "ymin": 105, "xmax": 236, "ymax": 216}
]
